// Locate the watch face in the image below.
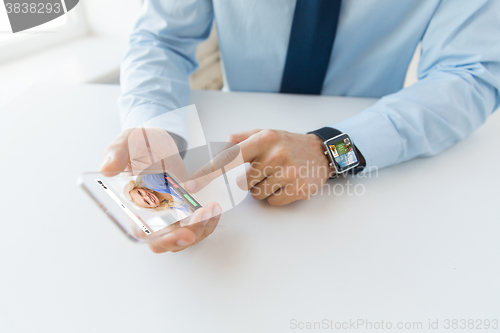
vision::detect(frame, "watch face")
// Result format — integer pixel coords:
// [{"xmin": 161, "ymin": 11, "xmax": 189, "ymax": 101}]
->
[{"xmin": 326, "ymin": 134, "xmax": 359, "ymax": 173}]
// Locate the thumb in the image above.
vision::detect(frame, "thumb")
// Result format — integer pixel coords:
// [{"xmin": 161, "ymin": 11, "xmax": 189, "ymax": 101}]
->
[
  {"xmin": 226, "ymin": 129, "xmax": 262, "ymax": 144},
  {"xmin": 99, "ymin": 130, "xmax": 133, "ymax": 176},
  {"xmin": 99, "ymin": 145, "xmax": 130, "ymax": 176}
]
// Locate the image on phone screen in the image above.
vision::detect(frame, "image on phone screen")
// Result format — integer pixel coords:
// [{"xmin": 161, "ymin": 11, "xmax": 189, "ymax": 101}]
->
[{"xmin": 95, "ymin": 172, "xmax": 202, "ymax": 235}]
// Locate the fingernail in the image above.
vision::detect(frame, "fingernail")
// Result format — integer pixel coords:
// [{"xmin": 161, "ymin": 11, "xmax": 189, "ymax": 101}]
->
[
  {"xmin": 99, "ymin": 156, "xmax": 111, "ymax": 171},
  {"xmin": 212, "ymin": 205, "xmax": 222, "ymax": 217},
  {"xmin": 176, "ymin": 239, "xmax": 193, "ymax": 247},
  {"xmin": 201, "ymin": 210, "xmax": 211, "ymax": 225},
  {"xmin": 184, "ymin": 180, "xmax": 196, "ymax": 192}
]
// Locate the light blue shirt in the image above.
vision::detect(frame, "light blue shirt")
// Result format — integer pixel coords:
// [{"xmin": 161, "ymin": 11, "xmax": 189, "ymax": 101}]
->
[{"xmin": 119, "ymin": 0, "xmax": 500, "ymax": 170}]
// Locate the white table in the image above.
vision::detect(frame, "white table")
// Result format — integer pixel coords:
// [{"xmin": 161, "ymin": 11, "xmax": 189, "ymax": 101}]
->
[{"xmin": 1, "ymin": 84, "xmax": 499, "ymax": 333}]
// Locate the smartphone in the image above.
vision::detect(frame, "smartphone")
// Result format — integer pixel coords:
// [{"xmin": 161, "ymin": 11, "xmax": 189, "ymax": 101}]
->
[
  {"xmin": 79, "ymin": 170, "xmax": 206, "ymax": 242},
  {"xmin": 79, "ymin": 141, "xmax": 250, "ymax": 242}
]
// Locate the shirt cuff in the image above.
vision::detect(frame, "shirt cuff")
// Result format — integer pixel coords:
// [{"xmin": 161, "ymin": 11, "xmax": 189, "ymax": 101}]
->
[
  {"xmin": 121, "ymin": 104, "xmax": 188, "ymax": 150},
  {"xmin": 332, "ymin": 111, "xmax": 403, "ymax": 170}
]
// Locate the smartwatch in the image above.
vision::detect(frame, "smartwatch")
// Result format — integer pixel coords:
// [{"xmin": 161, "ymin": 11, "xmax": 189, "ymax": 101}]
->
[{"xmin": 308, "ymin": 127, "xmax": 366, "ymax": 177}]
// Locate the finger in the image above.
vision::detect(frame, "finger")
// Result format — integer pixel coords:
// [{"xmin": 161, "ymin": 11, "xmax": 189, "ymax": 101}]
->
[
  {"xmin": 226, "ymin": 129, "xmax": 262, "ymax": 144},
  {"xmin": 171, "ymin": 216, "xmax": 220, "ymax": 253},
  {"xmin": 100, "ymin": 129, "xmax": 134, "ymax": 176},
  {"xmin": 236, "ymin": 146, "xmax": 290, "ymax": 191},
  {"xmin": 130, "ymin": 218, "xmax": 181, "ymax": 241},
  {"xmin": 183, "ymin": 202, "xmax": 221, "ymax": 244},
  {"xmin": 142, "ymin": 128, "xmax": 187, "ymax": 180},
  {"xmin": 250, "ymin": 176, "xmax": 288, "ymax": 200},
  {"xmin": 202, "ymin": 206, "xmax": 222, "ymax": 239},
  {"xmin": 147, "ymin": 227, "xmax": 197, "ymax": 253},
  {"xmin": 234, "ymin": 161, "xmax": 265, "ymax": 191},
  {"xmin": 182, "ymin": 204, "xmax": 215, "ymax": 241},
  {"xmin": 267, "ymin": 185, "xmax": 306, "ymax": 206},
  {"xmin": 127, "ymin": 128, "xmax": 164, "ymax": 175},
  {"xmin": 237, "ymin": 130, "xmax": 270, "ymax": 162},
  {"xmin": 185, "ymin": 130, "xmax": 269, "ymax": 193},
  {"xmin": 180, "ymin": 202, "xmax": 214, "ymax": 226},
  {"xmin": 148, "ymin": 203, "xmax": 222, "ymax": 253},
  {"xmin": 179, "ymin": 202, "xmax": 219, "ymax": 243},
  {"xmin": 240, "ymin": 159, "xmax": 273, "ymax": 189},
  {"xmin": 184, "ymin": 144, "xmax": 245, "ymax": 193},
  {"xmin": 191, "ymin": 204, "xmax": 222, "ymax": 250}
]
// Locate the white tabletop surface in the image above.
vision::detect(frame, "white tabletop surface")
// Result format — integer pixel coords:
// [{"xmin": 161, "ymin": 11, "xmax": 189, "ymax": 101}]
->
[{"xmin": 1, "ymin": 84, "xmax": 499, "ymax": 333}]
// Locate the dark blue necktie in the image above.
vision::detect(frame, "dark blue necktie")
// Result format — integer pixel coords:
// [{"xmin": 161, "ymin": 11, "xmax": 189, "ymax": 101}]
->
[{"xmin": 280, "ymin": 0, "xmax": 342, "ymax": 95}]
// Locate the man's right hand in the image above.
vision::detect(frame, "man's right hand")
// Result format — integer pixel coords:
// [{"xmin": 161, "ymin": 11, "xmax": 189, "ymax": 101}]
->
[{"xmin": 99, "ymin": 128, "xmax": 222, "ymax": 253}]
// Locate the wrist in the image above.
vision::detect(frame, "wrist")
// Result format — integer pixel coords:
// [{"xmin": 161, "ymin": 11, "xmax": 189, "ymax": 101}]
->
[
  {"xmin": 308, "ymin": 127, "xmax": 366, "ymax": 175},
  {"xmin": 306, "ymin": 133, "xmax": 323, "ymax": 144},
  {"xmin": 306, "ymin": 133, "xmax": 336, "ymax": 178}
]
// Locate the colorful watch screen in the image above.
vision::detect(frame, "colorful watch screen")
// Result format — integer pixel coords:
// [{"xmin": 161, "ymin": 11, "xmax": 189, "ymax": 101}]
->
[{"xmin": 327, "ymin": 135, "xmax": 359, "ymax": 171}]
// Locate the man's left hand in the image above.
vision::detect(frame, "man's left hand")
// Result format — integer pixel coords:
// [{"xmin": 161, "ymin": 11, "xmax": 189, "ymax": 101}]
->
[{"xmin": 228, "ymin": 129, "xmax": 332, "ymax": 206}]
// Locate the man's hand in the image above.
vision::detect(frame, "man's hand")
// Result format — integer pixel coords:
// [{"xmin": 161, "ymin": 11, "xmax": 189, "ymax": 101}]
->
[
  {"xmin": 99, "ymin": 127, "xmax": 182, "ymax": 177},
  {"xmin": 143, "ymin": 202, "xmax": 222, "ymax": 254},
  {"xmin": 100, "ymin": 128, "xmax": 222, "ymax": 253},
  {"xmin": 186, "ymin": 129, "xmax": 332, "ymax": 206},
  {"xmin": 231, "ymin": 129, "xmax": 331, "ymax": 205}
]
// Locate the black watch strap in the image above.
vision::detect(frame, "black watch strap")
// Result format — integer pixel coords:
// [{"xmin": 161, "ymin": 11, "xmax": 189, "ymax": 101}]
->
[
  {"xmin": 308, "ymin": 127, "xmax": 343, "ymax": 142},
  {"xmin": 308, "ymin": 127, "xmax": 366, "ymax": 175}
]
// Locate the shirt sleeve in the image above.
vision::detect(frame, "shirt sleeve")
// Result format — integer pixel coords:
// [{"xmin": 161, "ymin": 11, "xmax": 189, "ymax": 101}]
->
[
  {"xmin": 118, "ymin": 0, "xmax": 214, "ymax": 142},
  {"xmin": 332, "ymin": 0, "xmax": 500, "ymax": 171},
  {"xmin": 142, "ymin": 173, "xmax": 171, "ymax": 194}
]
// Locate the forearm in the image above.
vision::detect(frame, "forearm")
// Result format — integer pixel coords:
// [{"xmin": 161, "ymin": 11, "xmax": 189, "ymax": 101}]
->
[
  {"xmin": 332, "ymin": 0, "xmax": 500, "ymax": 170},
  {"xmin": 118, "ymin": 0, "xmax": 214, "ymax": 141},
  {"xmin": 332, "ymin": 68, "xmax": 499, "ymax": 170}
]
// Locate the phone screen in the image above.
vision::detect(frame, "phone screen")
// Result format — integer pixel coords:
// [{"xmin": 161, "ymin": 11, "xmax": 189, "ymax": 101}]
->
[
  {"xmin": 95, "ymin": 172, "xmax": 202, "ymax": 235},
  {"xmin": 79, "ymin": 142, "xmax": 250, "ymax": 242}
]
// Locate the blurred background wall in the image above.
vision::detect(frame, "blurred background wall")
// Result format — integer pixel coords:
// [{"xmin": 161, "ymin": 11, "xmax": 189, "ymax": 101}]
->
[{"xmin": 0, "ymin": 0, "xmax": 417, "ymax": 107}]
